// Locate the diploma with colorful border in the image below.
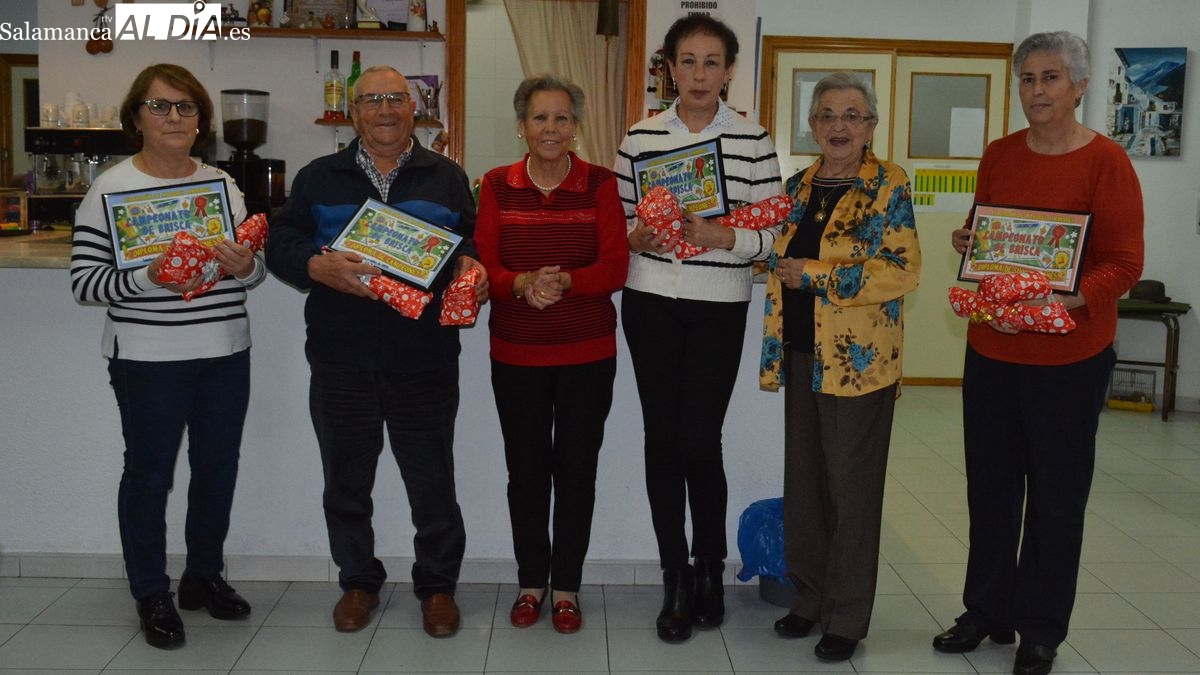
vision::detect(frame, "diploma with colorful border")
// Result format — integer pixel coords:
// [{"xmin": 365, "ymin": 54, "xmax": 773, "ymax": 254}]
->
[
  {"xmin": 103, "ymin": 179, "xmax": 234, "ymax": 270},
  {"xmin": 329, "ymin": 198, "xmax": 462, "ymax": 289},
  {"xmin": 958, "ymin": 202, "xmax": 1092, "ymax": 294},
  {"xmin": 632, "ymin": 138, "xmax": 728, "ymax": 218}
]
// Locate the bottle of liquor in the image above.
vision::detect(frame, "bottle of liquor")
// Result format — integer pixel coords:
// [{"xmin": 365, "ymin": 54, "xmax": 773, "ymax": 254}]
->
[
  {"xmin": 323, "ymin": 50, "xmax": 346, "ymax": 120},
  {"xmin": 346, "ymin": 51, "xmax": 362, "ymax": 118}
]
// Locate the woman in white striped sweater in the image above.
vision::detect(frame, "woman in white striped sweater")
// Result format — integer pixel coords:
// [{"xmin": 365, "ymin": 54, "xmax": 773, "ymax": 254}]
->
[
  {"xmin": 613, "ymin": 14, "xmax": 783, "ymax": 644},
  {"xmin": 70, "ymin": 64, "xmax": 265, "ymax": 650}
]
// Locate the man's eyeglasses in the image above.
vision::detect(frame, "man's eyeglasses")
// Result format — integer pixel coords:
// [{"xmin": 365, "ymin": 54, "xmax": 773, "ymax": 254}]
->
[
  {"xmin": 355, "ymin": 92, "xmax": 412, "ymax": 109},
  {"xmin": 142, "ymin": 99, "xmax": 201, "ymax": 117},
  {"xmin": 811, "ymin": 110, "xmax": 875, "ymax": 126}
]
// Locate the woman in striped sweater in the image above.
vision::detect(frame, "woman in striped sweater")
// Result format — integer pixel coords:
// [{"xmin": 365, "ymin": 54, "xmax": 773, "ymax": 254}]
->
[
  {"xmin": 70, "ymin": 64, "xmax": 265, "ymax": 650},
  {"xmin": 475, "ymin": 75, "xmax": 629, "ymax": 634},
  {"xmin": 613, "ymin": 14, "xmax": 783, "ymax": 643}
]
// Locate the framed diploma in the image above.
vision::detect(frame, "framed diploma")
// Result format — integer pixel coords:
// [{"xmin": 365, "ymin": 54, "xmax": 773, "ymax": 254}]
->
[
  {"xmin": 958, "ymin": 203, "xmax": 1092, "ymax": 294},
  {"xmin": 329, "ymin": 198, "xmax": 462, "ymax": 289},
  {"xmin": 632, "ymin": 138, "xmax": 728, "ymax": 218},
  {"xmin": 103, "ymin": 179, "xmax": 234, "ymax": 270}
]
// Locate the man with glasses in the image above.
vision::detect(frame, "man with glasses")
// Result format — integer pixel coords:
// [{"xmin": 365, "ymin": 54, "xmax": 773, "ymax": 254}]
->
[{"xmin": 266, "ymin": 65, "xmax": 487, "ymax": 638}]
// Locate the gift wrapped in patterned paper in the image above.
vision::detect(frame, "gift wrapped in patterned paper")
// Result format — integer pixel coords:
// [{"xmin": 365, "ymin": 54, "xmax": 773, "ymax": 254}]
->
[
  {"xmin": 635, "ymin": 188, "xmax": 793, "ymax": 259},
  {"xmin": 948, "ymin": 271, "xmax": 1075, "ymax": 334},
  {"xmin": 155, "ymin": 213, "xmax": 270, "ymax": 301},
  {"xmin": 363, "ymin": 274, "xmax": 433, "ymax": 319},
  {"xmin": 439, "ymin": 266, "xmax": 481, "ymax": 326}
]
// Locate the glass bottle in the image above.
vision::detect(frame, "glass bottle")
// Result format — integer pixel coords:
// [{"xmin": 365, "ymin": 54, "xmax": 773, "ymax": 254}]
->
[
  {"xmin": 346, "ymin": 51, "xmax": 362, "ymax": 118},
  {"xmin": 323, "ymin": 50, "xmax": 346, "ymax": 120}
]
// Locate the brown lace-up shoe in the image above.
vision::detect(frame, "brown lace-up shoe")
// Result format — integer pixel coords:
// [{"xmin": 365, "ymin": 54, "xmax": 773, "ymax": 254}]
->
[
  {"xmin": 421, "ymin": 593, "xmax": 460, "ymax": 637},
  {"xmin": 332, "ymin": 589, "xmax": 379, "ymax": 632}
]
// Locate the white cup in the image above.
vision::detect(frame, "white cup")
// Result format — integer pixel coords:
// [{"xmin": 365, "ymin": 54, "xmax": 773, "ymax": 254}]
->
[
  {"xmin": 86, "ymin": 102, "xmax": 99, "ymax": 121},
  {"xmin": 102, "ymin": 105, "xmax": 118, "ymax": 122},
  {"xmin": 72, "ymin": 104, "xmax": 90, "ymax": 128},
  {"xmin": 41, "ymin": 103, "xmax": 60, "ymax": 127}
]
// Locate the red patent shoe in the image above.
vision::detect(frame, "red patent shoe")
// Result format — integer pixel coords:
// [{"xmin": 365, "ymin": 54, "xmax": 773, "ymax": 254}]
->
[
  {"xmin": 509, "ymin": 593, "xmax": 543, "ymax": 627},
  {"xmin": 552, "ymin": 599, "xmax": 581, "ymax": 634}
]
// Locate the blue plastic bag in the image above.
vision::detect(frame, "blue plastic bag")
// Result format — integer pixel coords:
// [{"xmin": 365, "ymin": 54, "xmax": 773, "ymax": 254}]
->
[{"xmin": 736, "ymin": 497, "xmax": 788, "ymax": 582}]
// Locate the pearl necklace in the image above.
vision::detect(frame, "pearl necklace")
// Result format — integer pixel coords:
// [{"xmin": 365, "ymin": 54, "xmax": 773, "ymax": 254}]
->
[{"xmin": 526, "ymin": 154, "xmax": 572, "ymax": 192}]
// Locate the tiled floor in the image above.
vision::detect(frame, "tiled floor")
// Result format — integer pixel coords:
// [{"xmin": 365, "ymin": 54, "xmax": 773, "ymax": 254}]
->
[{"xmin": 2, "ymin": 387, "xmax": 1199, "ymax": 673}]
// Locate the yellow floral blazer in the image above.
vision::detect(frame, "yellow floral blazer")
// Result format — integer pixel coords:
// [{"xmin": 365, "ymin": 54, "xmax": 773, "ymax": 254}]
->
[{"xmin": 760, "ymin": 151, "xmax": 921, "ymax": 396}]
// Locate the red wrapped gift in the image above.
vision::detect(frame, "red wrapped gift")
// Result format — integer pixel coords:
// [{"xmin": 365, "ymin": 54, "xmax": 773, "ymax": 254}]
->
[
  {"xmin": 364, "ymin": 274, "xmax": 432, "ymax": 319},
  {"xmin": 948, "ymin": 271, "xmax": 1075, "ymax": 334},
  {"xmin": 634, "ymin": 186, "xmax": 685, "ymax": 251},
  {"xmin": 155, "ymin": 213, "xmax": 270, "ymax": 301},
  {"xmin": 158, "ymin": 231, "xmax": 221, "ymax": 298},
  {"xmin": 635, "ymin": 188, "xmax": 793, "ymax": 259},
  {"xmin": 440, "ymin": 267, "xmax": 481, "ymax": 326}
]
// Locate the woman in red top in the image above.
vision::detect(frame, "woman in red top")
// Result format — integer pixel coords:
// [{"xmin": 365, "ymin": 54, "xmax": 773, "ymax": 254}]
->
[
  {"xmin": 475, "ymin": 75, "xmax": 629, "ymax": 634},
  {"xmin": 932, "ymin": 32, "xmax": 1143, "ymax": 675}
]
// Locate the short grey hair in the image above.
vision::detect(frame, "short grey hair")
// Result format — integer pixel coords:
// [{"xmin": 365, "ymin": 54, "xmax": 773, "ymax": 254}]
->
[
  {"xmin": 513, "ymin": 75, "xmax": 585, "ymax": 123},
  {"xmin": 808, "ymin": 71, "xmax": 879, "ymax": 120},
  {"xmin": 1013, "ymin": 31, "xmax": 1091, "ymax": 86}
]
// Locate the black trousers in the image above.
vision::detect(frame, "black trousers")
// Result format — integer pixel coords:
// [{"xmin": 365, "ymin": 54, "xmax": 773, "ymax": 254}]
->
[
  {"xmin": 783, "ymin": 351, "xmax": 895, "ymax": 640},
  {"xmin": 491, "ymin": 358, "xmax": 616, "ymax": 592},
  {"xmin": 960, "ymin": 345, "xmax": 1115, "ymax": 647},
  {"xmin": 621, "ymin": 288, "xmax": 748, "ymax": 568},
  {"xmin": 309, "ymin": 358, "xmax": 465, "ymax": 600}
]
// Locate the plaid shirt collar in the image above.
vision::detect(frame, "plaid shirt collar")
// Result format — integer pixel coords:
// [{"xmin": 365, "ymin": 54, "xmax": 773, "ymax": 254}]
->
[{"xmin": 355, "ymin": 137, "xmax": 414, "ymax": 202}]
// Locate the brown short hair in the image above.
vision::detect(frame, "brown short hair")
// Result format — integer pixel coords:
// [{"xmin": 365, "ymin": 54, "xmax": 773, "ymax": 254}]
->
[{"xmin": 119, "ymin": 64, "xmax": 214, "ymax": 149}]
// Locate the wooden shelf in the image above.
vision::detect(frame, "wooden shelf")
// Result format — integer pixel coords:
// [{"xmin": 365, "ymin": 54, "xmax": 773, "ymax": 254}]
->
[
  {"xmin": 313, "ymin": 118, "xmax": 444, "ymax": 128},
  {"xmin": 232, "ymin": 27, "xmax": 444, "ymax": 42}
]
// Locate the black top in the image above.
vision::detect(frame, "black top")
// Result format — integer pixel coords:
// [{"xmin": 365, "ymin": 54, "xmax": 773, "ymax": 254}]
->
[{"xmin": 783, "ymin": 176, "xmax": 854, "ymax": 353}]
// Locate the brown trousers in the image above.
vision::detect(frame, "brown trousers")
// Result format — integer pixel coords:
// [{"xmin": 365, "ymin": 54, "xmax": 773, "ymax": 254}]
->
[{"xmin": 783, "ymin": 352, "xmax": 896, "ymax": 640}]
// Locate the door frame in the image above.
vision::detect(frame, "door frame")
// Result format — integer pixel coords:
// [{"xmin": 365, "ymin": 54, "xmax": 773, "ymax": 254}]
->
[{"xmin": 0, "ymin": 53, "xmax": 37, "ymax": 188}]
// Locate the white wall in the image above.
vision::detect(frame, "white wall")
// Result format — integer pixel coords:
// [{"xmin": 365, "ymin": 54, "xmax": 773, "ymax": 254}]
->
[{"xmin": 2, "ymin": 0, "xmax": 1197, "ymax": 575}]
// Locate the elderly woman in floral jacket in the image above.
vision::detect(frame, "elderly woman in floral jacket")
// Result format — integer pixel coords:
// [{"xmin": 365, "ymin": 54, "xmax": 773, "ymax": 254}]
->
[{"xmin": 758, "ymin": 72, "xmax": 921, "ymax": 663}]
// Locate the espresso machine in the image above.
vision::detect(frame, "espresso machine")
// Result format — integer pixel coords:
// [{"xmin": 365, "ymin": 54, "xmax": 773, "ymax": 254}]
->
[{"xmin": 215, "ymin": 89, "xmax": 286, "ymax": 216}]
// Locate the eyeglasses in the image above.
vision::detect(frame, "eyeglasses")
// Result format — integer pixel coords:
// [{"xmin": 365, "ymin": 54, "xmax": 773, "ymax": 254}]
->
[
  {"xmin": 811, "ymin": 110, "xmax": 875, "ymax": 126},
  {"xmin": 142, "ymin": 99, "xmax": 201, "ymax": 117},
  {"xmin": 355, "ymin": 92, "xmax": 411, "ymax": 109}
]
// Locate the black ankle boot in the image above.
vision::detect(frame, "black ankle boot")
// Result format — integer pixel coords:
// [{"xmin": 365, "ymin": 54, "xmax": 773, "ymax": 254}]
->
[
  {"xmin": 692, "ymin": 557, "xmax": 725, "ymax": 628},
  {"xmin": 656, "ymin": 565, "xmax": 694, "ymax": 643}
]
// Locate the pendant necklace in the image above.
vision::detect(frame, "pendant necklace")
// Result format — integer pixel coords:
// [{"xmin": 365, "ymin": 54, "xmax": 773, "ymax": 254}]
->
[
  {"xmin": 526, "ymin": 154, "xmax": 572, "ymax": 192},
  {"xmin": 811, "ymin": 175, "xmax": 854, "ymax": 223}
]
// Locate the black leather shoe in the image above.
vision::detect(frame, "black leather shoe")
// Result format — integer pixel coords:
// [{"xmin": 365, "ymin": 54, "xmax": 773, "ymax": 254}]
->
[
  {"xmin": 1013, "ymin": 642, "xmax": 1056, "ymax": 675},
  {"xmin": 656, "ymin": 565, "xmax": 694, "ymax": 643},
  {"xmin": 774, "ymin": 613, "xmax": 815, "ymax": 638},
  {"xmin": 136, "ymin": 591, "xmax": 185, "ymax": 649},
  {"xmin": 933, "ymin": 619, "xmax": 1017, "ymax": 653},
  {"xmin": 692, "ymin": 557, "xmax": 725, "ymax": 628},
  {"xmin": 814, "ymin": 633, "xmax": 858, "ymax": 661},
  {"xmin": 177, "ymin": 574, "xmax": 251, "ymax": 620}
]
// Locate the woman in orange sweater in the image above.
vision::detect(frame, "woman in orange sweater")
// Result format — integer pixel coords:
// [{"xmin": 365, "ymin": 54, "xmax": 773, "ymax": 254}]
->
[{"xmin": 932, "ymin": 32, "xmax": 1143, "ymax": 675}]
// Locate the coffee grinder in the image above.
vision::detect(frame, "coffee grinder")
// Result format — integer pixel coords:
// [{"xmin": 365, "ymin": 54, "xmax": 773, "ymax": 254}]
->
[{"xmin": 215, "ymin": 89, "xmax": 285, "ymax": 216}]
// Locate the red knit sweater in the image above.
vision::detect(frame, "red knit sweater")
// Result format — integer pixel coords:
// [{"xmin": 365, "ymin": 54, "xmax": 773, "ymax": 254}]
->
[
  {"xmin": 966, "ymin": 129, "xmax": 1144, "ymax": 365},
  {"xmin": 476, "ymin": 153, "xmax": 629, "ymax": 366}
]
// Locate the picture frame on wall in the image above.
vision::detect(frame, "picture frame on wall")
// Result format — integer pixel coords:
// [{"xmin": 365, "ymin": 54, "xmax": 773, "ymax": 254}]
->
[{"xmin": 1108, "ymin": 47, "xmax": 1186, "ymax": 157}]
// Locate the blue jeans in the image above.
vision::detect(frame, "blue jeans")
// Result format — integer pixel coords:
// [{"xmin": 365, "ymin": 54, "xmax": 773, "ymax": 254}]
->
[
  {"xmin": 108, "ymin": 349, "xmax": 250, "ymax": 600},
  {"xmin": 309, "ymin": 358, "xmax": 465, "ymax": 599}
]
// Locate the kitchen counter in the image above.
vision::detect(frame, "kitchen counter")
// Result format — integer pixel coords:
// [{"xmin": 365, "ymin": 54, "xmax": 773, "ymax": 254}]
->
[{"xmin": 0, "ymin": 229, "xmax": 72, "ymax": 269}]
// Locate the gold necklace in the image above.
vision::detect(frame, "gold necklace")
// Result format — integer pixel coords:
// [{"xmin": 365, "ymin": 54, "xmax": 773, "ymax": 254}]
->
[
  {"xmin": 813, "ymin": 184, "xmax": 835, "ymax": 223},
  {"xmin": 526, "ymin": 154, "xmax": 572, "ymax": 192},
  {"xmin": 811, "ymin": 177, "xmax": 853, "ymax": 223}
]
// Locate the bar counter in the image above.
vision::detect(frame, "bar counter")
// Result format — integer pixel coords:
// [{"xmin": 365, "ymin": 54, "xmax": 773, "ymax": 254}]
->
[{"xmin": 0, "ymin": 229, "xmax": 72, "ymax": 269}]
